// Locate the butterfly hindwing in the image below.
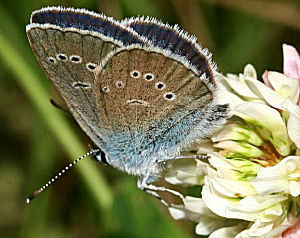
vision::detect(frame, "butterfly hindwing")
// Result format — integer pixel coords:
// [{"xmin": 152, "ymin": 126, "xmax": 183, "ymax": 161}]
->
[
  {"xmin": 95, "ymin": 45, "xmax": 219, "ymax": 161},
  {"xmin": 121, "ymin": 16, "xmax": 217, "ymax": 87}
]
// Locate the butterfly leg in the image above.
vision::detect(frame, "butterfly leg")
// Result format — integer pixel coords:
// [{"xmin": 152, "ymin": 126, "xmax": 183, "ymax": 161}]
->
[
  {"xmin": 137, "ymin": 177, "xmax": 184, "ymax": 207},
  {"xmin": 174, "ymin": 154, "xmax": 209, "ymax": 160},
  {"xmin": 157, "ymin": 154, "xmax": 209, "ymax": 163}
]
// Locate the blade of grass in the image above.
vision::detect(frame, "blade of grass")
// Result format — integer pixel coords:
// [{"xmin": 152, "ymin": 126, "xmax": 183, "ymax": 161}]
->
[
  {"xmin": 0, "ymin": 21, "xmax": 113, "ymax": 211},
  {"xmin": 20, "ymin": 118, "xmax": 58, "ymax": 238},
  {"xmin": 199, "ymin": 0, "xmax": 300, "ymax": 31},
  {"xmin": 97, "ymin": 0, "xmax": 123, "ymax": 19},
  {"xmin": 172, "ymin": 0, "xmax": 215, "ymax": 51},
  {"xmin": 120, "ymin": 0, "xmax": 161, "ymax": 17}
]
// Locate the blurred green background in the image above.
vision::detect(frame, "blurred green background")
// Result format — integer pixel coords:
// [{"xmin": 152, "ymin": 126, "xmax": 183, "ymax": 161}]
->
[{"xmin": 0, "ymin": 0, "xmax": 299, "ymax": 237}]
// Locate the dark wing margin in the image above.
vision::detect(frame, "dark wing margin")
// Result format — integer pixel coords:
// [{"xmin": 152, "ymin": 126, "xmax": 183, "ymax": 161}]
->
[
  {"xmin": 121, "ymin": 16, "xmax": 217, "ymax": 87},
  {"xmin": 30, "ymin": 6, "xmax": 151, "ymax": 46}
]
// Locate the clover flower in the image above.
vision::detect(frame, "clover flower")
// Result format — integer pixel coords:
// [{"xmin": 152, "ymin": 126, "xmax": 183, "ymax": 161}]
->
[{"xmin": 166, "ymin": 44, "xmax": 300, "ymax": 238}]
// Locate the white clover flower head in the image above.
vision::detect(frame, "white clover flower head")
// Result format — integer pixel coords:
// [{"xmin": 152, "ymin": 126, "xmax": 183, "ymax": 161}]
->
[{"xmin": 165, "ymin": 44, "xmax": 300, "ymax": 238}]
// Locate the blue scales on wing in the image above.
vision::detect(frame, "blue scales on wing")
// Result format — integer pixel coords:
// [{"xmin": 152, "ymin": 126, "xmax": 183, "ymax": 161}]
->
[{"xmin": 94, "ymin": 44, "xmax": 228, "ymax": 178}]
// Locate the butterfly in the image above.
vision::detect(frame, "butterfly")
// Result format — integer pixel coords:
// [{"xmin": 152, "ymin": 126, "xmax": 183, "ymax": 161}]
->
[{"xmin": 26, "ymin": 6, "xmax": 228, "ymax": 205}]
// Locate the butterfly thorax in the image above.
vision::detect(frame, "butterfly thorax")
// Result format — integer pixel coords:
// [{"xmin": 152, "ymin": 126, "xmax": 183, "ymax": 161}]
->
[{"xmin": 99, "ymin": 129, "xmax": 175, "ymax": 179}]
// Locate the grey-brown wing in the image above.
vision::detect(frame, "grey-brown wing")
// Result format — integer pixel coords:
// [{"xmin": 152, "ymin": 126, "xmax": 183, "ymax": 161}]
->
[
  {"xmin": 95, "ymin": 45, "xmax": 228, "ymax": 158},
  {"xmin": 27, "ymin": 26, "xmax": 121, "ymax": 145},
  {"xmin": 26, "ymin": 7, "xmax": 151, "ymax": 148}
]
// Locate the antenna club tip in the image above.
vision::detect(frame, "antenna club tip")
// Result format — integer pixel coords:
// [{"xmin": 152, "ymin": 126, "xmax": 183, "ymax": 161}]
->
[{"xmin": 25, "ymin": 198, "xmax": 31, "ymax": 204}]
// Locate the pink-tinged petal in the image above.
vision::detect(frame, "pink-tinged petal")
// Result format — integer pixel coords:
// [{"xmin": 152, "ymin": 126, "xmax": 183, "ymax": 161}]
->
[
  {"xmin": 282, "ymin": 219, "xmax": 300, "ymax": 238},
  {"xmin": 262, "ymin": 70, "xmax": 272, "ymax": 88},
  {"xmin": 283, "ymin": 44, "xmax": 300, "ymax": 105},
  {"xmin": 283, "ymin": 44, "xmax": 300, "ymax": 80},
  {"xmin": 267, "ymin": 72, "xmax": 299, "ymax": 104}
]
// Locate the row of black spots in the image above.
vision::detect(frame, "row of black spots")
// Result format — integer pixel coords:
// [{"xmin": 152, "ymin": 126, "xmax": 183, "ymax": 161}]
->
[
  {"xmin": 129, "ymin": 70, "xmax": 167, "ymax": 91},
  {"xmin": 101, "ymin": 82, "xmax": 175, "ymax": 101},
  {"xmin": 47, "ymin": 53, "xmax": 82, "ymax": 63},
  {"xmin": 129, "ymin": 70, "xmax": 155, "ymax": 82},
  {"xmin": 47, "ymin": 54, "xmax": 97, "ymax": 72},
  {"xmin": 102, "ymin": 81, "xmax": 166, "ymax": 92}
]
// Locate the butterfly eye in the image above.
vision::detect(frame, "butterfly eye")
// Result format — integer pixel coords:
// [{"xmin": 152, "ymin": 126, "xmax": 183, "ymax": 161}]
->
[
  {"xmin": 116, "ymin": 81, "xmax": 124, "ymax": 88},
  {"xmin": 86, "ymin": 62, "xmax": 97, "ymax": 72},
  {"xmin": 155, "ymin": 82, "xmax": 166, "ymax": 90},
  {"xmin": 56, "ymin": 53, "xmax": 67, "ymax": 61},
  {"xmin": 102, "ymin": 86, "xmax": 110, "ymax": 93},
  {"xmin": 48, "ymin": 57, "xmax": 57, "ymax": 64},
  {"xmin": 144, "ymin": 73, "xmax": 154, "ymax": 81},
  {"xmin": 163, "ymin": 92, "xmax": 176, "ymax": 101},
  {"xmin": 69, "ymin": 55, "xmax": 82, "ymax": 63},
  {"xmin": 130, "ymin": 70, "xmax": 141, "ymax": 79}
]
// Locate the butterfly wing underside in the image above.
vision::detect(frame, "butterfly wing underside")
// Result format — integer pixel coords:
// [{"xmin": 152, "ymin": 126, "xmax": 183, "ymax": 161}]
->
[
  {"xmin": 95, "ymin": 46, "xmax": 227, "ymax": 161},
  {"xmin": 121, "ymin": 17, "xmax": 217, "ymax": 86},
  {"xmin": 26, "ymin": 7, "xmax": 149, "ymax": 147},
  {"xmin": 26, "ymin": 7, "xmax": 228, "ymax": 179}
]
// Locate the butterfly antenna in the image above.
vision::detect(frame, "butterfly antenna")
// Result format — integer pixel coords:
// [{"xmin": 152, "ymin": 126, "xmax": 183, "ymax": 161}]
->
[{"xmin": 25, "ymin": 149, "xmax": 100, "ymax": 204}]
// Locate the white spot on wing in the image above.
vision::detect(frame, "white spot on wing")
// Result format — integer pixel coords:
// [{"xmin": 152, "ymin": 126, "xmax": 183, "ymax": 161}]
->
[
  {"xmin": 163, "ymin": 92, "xmax": 176, "ymax": 101},
  {"xmin": 144, "ymin": 73, "xmax": 155, "ymax": 81},
  {"xmin": 86, "ymin": 62, "xmax": 97, "ymax": 72},
  {"xmin": 56, "ymin": 53, "xmax": 68, "ymax": 61},
  {"xmin": 127, "ymin": 99, "xmax": 149, "ymax": 106},
  {"xmin": 155, "ymin": 82, "xmax": 166, "ymax": 90},
  {"xmin": 69, "ymin": 55, "xmax": 82, "ymax": 63},
  {"xmin": 130, "ymin": 70, "xmax": 141, "ymax": 78},
  {"xmin": 116, "ymin": 81, "xmax": 124, "ymax": 88},
  {"xmin": 72, "ymin": 82, "xmax": 91, "ymax": 88},
  {"xmin": 102, "ymin": 86, "xmax": 110, "ymax": 93},
  {"xmin": 47, "ymin": 56, "xmax": 57, "ymax": 64}
]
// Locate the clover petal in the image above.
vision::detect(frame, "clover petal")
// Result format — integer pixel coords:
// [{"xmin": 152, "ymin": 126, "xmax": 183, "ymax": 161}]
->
[
  {"xmin": 244, "ymin": 77, "xmax": 287, "ymax": 109},
  {"xmin": 283, "ymin": 44, "xmax": 300, "ymax": 81},
  {"xmin": 282, "ymin": 98, "xmax": 300, "ymax": 149},
  {"xmin": 214, "ymin": 140, "xmax": 263, "ymax": 158},
  {"xmin": 267, "ymin": 71, "xmax": 299, "ymax": 103},
  {"xmin": 251, "ymin": 156, "xmax": 300, "ymax": 196},
  {"xmin": 208, "ymin": 224, "xmax": 246, "ymax": 238},
  {"xmin": 212, "ymin": 123, "xmax": 263, "ymax": 146},
  {"xmin": 165, "ymin": 158, "xmax": 206, "ymax": 185},
  {"xmin": 234, "ymin": 102, "xmax": 290, "ymax": 156},
  {"xmin": 164, "ymin": 45, "xmax": 300, "ymax": 238}
]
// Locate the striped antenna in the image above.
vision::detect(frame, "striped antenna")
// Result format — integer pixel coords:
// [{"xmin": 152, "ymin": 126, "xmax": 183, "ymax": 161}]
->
[{"xmin": 26, "ymin": 149, "xmax": 100, "ymax": 204}]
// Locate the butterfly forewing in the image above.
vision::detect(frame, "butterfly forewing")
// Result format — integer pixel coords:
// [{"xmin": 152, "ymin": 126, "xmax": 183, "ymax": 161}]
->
[
  {"xmin": 26, "ymin": 7, "xmax": 150, "ymax": 148},
  {"xmin": 30, "ymin": 7, "xmax": 147, "ymax": 46}
]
